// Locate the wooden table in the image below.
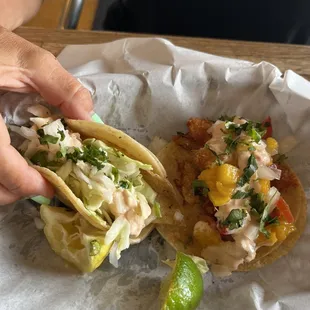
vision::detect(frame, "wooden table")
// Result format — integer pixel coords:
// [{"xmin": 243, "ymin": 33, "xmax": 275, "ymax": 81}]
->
[{"xmin": 16, "ymin": 27, "xmax": 310, "ymax": 81}]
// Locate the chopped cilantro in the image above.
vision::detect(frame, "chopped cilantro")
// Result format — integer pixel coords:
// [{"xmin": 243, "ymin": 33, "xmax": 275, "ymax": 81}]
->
[
  {"xmin": 204, "ymin": 144, "xmax": 223, "ymax": 165},
  {"xmin": 119, "ymin": 180, "xmax": 130, "ymax": 189},
  {"xmin": 222, "ymin": 209, "xmax": 247, "ymax": 230},
  {"xmin": 237, "ymin": 154, "xmax": 258, "ymax": 186},
  {"xmin": 224, "ymin": 120, "xmax": 266, "ymax": 143},
  {"xmin": 89, "ymin": 240, "xmax": 101, "ymax": 256},
  {"xmin": 250, "ymin": 192, "xmax": 267, "ymax": 216},
  {"xmin": 192, "ymin": 180, "xmax": 209, "ymax": 196},
  {"xmin": 232, "ymin": 188, "xmax": 254, "ymax": 199},
  {"xmin": 66, "ymin": 144, "xmax": 108, "ymax": 170},
  {"xmin": 264, "ymin": 214, "xmax": 279, "ymax": 225},
  {"xmin": 30, "ymin": 151, "xmax": 48, "ymax": 166},
  {"xmin": 58, "ymin": 130, "xmax": 65, "ymax": 141},
  {"xmin": 223, "ymin": 134, "xmax": 240, "ymax": 154},
  {"xmin": 37, "ymin": 129, "xmax": 59, "ymax": 145}
]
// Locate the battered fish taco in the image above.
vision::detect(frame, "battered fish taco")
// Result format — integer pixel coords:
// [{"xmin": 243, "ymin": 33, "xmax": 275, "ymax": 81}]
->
[
  {"xmin": 11, "ymin": 105, "xmax": 175, "ymax": 271},
  {"xmin": 156, "ymin": 116, "xmax": 307, "ymax": 276}
]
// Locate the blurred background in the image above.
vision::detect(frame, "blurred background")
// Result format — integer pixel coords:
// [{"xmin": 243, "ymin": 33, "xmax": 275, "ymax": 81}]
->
[{"xmin": 25, "ymin": 0, "xmax": 310, "ymax": 45}]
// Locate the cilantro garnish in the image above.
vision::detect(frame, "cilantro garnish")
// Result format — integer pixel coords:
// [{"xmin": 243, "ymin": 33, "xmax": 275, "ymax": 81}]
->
[
  {"xmin": 37, "ymin": 129, "xmax": 59, "ymax": 145},
  {"xmin": 192, "ymin": 180, "xmax": 209, "ymax": 197},
  {"xmin": 66, "ymin": 144, "xmax": 108, "ymax": 170},
  {"xmin": 264, "ymin": 214, "xmax": 279, "ymax": 225},
  {"xmin": 204, "ymin": 144, "xmax": 223, "ymax": 165},
  {"xmin": 222, "ymin": 209, "xmax": 247, "ymax": 230},
  {"xmin": 223, "ymin": 134, "xmax": 240, "ymax": 154},
  {"xmin": 30, "ymin": 151, "xmax": 49, "ymax": 166},
  {"xmin": 225, "ymin": 120, "xmax": 266, "ymax": 143},
  {"xmin": 119, "ymin": 180, "xmax": 130, "ymax": 189},
  {"xmin": 237, "ymin": 154, "xmax": 258, "ymax": 186},
  {"xmin": 250, "ymin": 192, "xmax": 267, "ymax": 216},
  {"xmin": 232, "ymin": 188, "xmax": 254, "ymax": 199},
  {"xmin": 58, "ymin": 130, "xmax": 65, "ymax": 141}
]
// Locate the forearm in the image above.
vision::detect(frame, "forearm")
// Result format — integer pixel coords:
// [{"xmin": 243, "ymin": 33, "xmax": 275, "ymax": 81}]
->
[{"xmin": 0, "ymin": 0, "xmax": 43, "ymax": 30}]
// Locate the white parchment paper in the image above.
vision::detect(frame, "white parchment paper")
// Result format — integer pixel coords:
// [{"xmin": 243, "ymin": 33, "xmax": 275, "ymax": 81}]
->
[{"xmin": 1, "ymin": 37, "xmax": 310, "ymax": 310}]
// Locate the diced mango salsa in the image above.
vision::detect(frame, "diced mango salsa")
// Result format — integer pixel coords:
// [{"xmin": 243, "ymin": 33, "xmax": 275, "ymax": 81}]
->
[
  {"xmin": 256, "ymin": 222, "xmax": 296, "ymax": 247},
  {"xmin": 266, "ymin": 137, "xmax": 278, "ymax": 154},
  {"xmin": 198, "ymin": 164, "xmax": 240, "ymax": 206},
  {"xmin": 216, "ymin": 181, "xmax": 235, "ymax": 196},
  {"xmin": 258, "ymin": 179, "xmax": 270, "ymax": 194},
  {"xmin": 256, "ymin": 231, "xmax": 278, "ymax": 247},
  {"xmin": 217, "ymin": 164, "xmax": 240, "ymax": 185},
  {"xmin": 193, "ymin": 221, "xmax": 222, "ymax": 247},
  {"xmin": 208, "ymin": 191, "xmax": 231, "ymax": 206}
]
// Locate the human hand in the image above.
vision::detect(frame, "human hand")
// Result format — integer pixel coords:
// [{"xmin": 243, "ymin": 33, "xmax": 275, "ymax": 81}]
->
[{"xmin": 0, "ymin": 27, "xmax": 94, "ymax": 204}]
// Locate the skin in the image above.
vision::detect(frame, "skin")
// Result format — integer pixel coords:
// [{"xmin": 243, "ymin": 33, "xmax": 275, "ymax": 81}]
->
[{"xmin": 0, "ymin": 1, "xmax": 94, "ymax": 204}]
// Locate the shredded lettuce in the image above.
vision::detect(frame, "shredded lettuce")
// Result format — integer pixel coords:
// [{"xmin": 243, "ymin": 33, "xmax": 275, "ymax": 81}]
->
[{"xmin": 104, "ymin": 216, "xmax": 130, "ymax": 267}]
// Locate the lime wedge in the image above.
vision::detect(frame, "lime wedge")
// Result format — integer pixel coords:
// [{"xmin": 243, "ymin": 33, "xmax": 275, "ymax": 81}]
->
[
  {"xmin": 40, "ymin": 204, "xmax": 111, "ymax": 273},
  {"xmin": 160, "ymin": 252, "xmax": 204, "ymax": 310}
]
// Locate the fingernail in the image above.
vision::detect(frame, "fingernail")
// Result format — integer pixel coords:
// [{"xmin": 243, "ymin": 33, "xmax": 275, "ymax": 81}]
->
[
  {"xmin": 90, "ymin": 111, "xmax": 104, "ymax": 124},
  {"xmin": 31, "ymin": 196, "xmax": 51, "ymax": 205}
]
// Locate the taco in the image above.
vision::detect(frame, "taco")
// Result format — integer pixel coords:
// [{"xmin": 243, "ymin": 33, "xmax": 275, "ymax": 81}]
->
[
  {"xmin": 156, "ymin": 116, "xmax": 307, "ymax": 276},
  {"xmin": 11, "ymin": 105, "xmax": 175, "ymax": 270}
]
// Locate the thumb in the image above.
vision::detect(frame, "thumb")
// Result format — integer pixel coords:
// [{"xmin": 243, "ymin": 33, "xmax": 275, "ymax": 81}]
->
[
  {"xmin": 0, "ymin": 28, "xmax": 93, "ymax": 120},
  {"xmin": 30, "ymin": 54, "xmax": 94, "ymax": 120}
]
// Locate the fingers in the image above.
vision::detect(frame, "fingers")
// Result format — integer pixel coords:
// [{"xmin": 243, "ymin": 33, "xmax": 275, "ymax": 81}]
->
[
  {"xmin": 0, "ymin": 27, "xmax": 93, "ymax": 120},
  {"xmin": 0, "ymin": 116, "xmax": 54, "ymax": 205},
  {"xmin": 0, "ymin": 145, "xmax": 54, "ymax": 206}
]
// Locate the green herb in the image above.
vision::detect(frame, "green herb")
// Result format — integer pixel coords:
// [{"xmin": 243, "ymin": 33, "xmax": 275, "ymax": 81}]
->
[
  {"xmin": 232, "ymin": 189, "xmax": 254, "ymax": 199},
  {"xmin": 66, "ymin": 144, "xmax": 108, "ymax": 170},
  {"xmin": 89, "ymin": 240, "xmax": 101, "ymax": 256},
  {"xmin": 153, "ymin": 201, "xmax": 162, "ymax": 218},
  {"xmin": 237, "ymin": 154, "xmax": 258, "ymax": 186},
  {"xmin": 259, "ymin": 191, "xmax": 279, "ymax": 238},
  {"xmin": 30, "ymin": 151, "xmax": 48, "ymax": 166},
  {"xmin": 248, "ymin": 145, "xmax": 256, "ymax": 151},
  {"xmin": 223, "ymin": 134, "xmax": 240, "ymax": 154},
  {"xmin": 274, "ymin": 153, "xmax": 288, "ymax": 164},
  {"xmin": 192, "ymin": 180, "xmax": 209, "ymax": 196},
  {"xmin": 264, "ymin": 215, "xmax": 279, "ymax": 225},
  {"xmin": 225, "ymin": 120, "xmax": 266, "ymax": 143},
  {"xmin": 222, "ymin": 209, "xmax": 247, "ymax": 230},
  {"xmin": 37, "ymin": 129, "xmax": 59, "ymax": 145},
  {"xmin": 58, "ymin": 130, "xmax": 65, "ymax": 141},
  {"xmin": 111, "ymin": 167, "xmax": 119, "ymax": 182},
  {"xmin": 119, "ymin": 180, "xmax": 130, "ymax": 189},
  {"xmin": 250, "ymin": 192, "xmax": 267, "ymax": 216},
  {"xmin": 56, "ymin": 151, "xmax": 63, "ymax": 158},
  {"xmin": 204, "ymin": 144, "xmax": 223, "ymax": 165}
]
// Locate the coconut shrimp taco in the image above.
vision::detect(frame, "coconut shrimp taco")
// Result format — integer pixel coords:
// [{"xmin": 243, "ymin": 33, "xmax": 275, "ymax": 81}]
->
[
  {"xmin": 11, "ymin": 105, "xmax": 176, "ymax": 272},
  {"xmin": 156, "ymin": 116, "xmax": 307, "ymax": 276}
]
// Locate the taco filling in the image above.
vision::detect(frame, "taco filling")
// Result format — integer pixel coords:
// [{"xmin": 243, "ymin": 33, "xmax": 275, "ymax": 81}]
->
[
  {"xmin": 165, "ymin": 116, "xmax": 298, "ymax": 276},
  {"xmin": 11, "ymin": 106, "xmax": 161, "ymax": 267}
]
